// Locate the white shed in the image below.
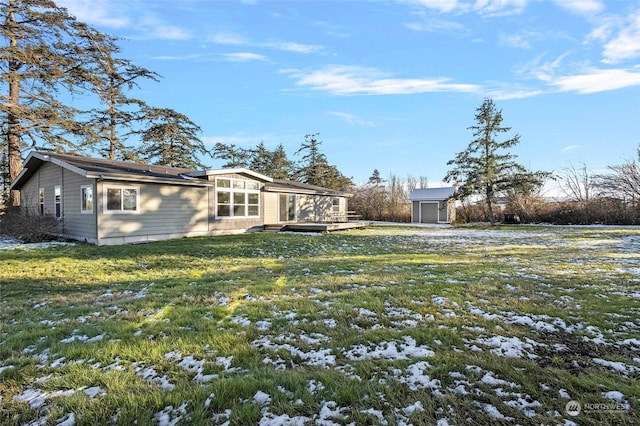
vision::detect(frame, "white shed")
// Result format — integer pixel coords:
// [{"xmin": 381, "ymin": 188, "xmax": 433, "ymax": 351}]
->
[{"xmin": 409, "ymin": 187, "xmax": 456, "ymax": 224}]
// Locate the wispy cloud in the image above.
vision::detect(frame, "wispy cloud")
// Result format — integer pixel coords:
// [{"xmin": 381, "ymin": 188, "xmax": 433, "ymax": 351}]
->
[
  {"xmin": 405, "ymin": 18, "xmax": 469, "ymax": 35},
  {"xmin": 222, "ymin": 52, "xmax": 267, "ymax": 62},
  {"xmin": 284, "ymin": 65, "xmax": 480, "ymax": 95},
  {"xmin": 473, "ymin": 0, "xmax": 528, "ymax": 17},
  {"xmin": 550, "ymin": 67, "xmax": 640, "ymax": 93},
  {"xmin": 57, "ymin": 0, "xmax": 130, "ymax": 27},
  {"xmin": 58, "ymin": 0, "xmax": 192, "ymax": 41},
  {"xmin": 398, "ymin": 0, "xmax": 459, "ymax": 13},
  {"xmin": 499, "ymin": 31, "xmax": 533, "ymax": 49},
  {"xmin": 210, "ymin": 31, "xmax": 323, "ymax": 54},
  {"xmin": 561, "ymin": 144, "xmax": 582, "ymax": 153},
  {"xmin": 327, "ymin": 111, "xmax": 375, "ymax": 127},
  {"xmin": 601, "ymin": 9, "xmax": 640, "ymax": 64},
  {"xmin": 552, "ymin": 0, "xmax": 604, "ymax": 16}
]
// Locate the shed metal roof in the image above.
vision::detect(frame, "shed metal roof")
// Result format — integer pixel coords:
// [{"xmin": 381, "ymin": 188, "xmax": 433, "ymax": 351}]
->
[{"xmin": 409, "ymin": 187, "xmax": 455, "ymax": 201}]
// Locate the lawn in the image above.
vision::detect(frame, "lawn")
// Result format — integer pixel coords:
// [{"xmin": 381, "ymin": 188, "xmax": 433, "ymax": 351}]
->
[{"xmin": 0, "ymin": 224, "xmax": 638, "ymax": 425}]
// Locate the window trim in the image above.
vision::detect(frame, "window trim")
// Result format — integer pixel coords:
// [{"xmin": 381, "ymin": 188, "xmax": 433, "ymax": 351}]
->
[
  {"xmin": 216, "ymin": 177, "xmax": 260, "ymax": 219},
  {"xmin": 39, "ymin": 187, "xmax": 45, "ymax": 215},
  {"xmin": 54, "ymin": 185, "xmax": 62, "ymax": 219},
  {"xmin": 103, "ymin": 185, "xmax": 140, "ymax": 214},
  {"xmin": 81, "ymin": 185, "xmax": 94, "ymax": 214}
]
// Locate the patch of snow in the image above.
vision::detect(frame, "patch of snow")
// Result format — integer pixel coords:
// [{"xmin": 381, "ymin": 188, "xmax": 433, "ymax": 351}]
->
[
  {"xmin": 153, "ymin": 402, "xmax": 189, "ymax": 426},
  {"xmin": 56, "ymin": 413, "xmax": 75, "ymax": 426},
  {"xmin": 253, "ymin": 390, "xmax": 272, "ymax": 405},
  {"xmin": 344, "ymin": 336, "xmax": 434, "ymax": 361}
]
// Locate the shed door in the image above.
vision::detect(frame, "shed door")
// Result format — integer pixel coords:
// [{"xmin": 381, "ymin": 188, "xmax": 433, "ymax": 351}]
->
[{"xmin": 420, "ymin": 202, "xmax": 439, "ymax": 223}]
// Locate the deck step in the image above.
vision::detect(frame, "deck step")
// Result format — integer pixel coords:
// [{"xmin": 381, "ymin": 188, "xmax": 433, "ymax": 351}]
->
[{"xmin": 263, "ymin": 224, "xmax": 284, "ymax": 233}]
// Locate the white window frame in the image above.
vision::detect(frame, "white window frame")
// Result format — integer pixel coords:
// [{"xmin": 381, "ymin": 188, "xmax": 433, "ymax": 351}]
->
[
  {"xmin": 81, "ymin": 185, "xmax": 94, "ymax": 214},
  {"xmin": 216, "ymin": 178, "xmax": 260, "ymax": 219},
  {"xmin": 103, "ymin": 185, "xmax": 140, "ymax": 214},
  {"xmin": 54, "ymin": 185, "xmax": 62, "ymax": 219}
]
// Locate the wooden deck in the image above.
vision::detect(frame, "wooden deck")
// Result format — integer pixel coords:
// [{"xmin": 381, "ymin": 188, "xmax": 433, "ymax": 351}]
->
[{"xmin": 264, "ymin": 221, "xmax": 370, "ymax": 233}]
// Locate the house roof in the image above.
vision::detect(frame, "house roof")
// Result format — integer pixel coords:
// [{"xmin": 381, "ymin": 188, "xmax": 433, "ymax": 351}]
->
[
  {"xmin": 187, "ymin": 168, "xmax": 272, "ymax": 182},
  {"xmin": 265, "ymin": 179, "xmax": 351, "ymax": 197},
  {"xmin": 10, "ymin": 152, "xmax": 206, "ymax": 190},
  {"xmin": 409, "ymin": 187, "xmax": 455, "ymax": 201},
  {"xmin": 10, "ymin": 152, "xmax": 349, "ymax": 198}
]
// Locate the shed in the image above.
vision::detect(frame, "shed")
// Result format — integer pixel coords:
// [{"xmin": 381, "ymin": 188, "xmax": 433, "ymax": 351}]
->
[{"xmin": 409, "ymin": 187, "xmax": 456, "ymax": 224}]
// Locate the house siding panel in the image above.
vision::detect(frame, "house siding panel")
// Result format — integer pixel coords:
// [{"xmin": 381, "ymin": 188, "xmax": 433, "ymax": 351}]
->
[
  {"xmin": 97, "ymin": 181, "xmax": 210, "ymax": 242},
  {"xmin": 298, "ymin": 195, "xmax": 333, "ymax": 222},
  {"xmin": 61, "ymin": 171, "xmax": 97, "ymax": 242}
]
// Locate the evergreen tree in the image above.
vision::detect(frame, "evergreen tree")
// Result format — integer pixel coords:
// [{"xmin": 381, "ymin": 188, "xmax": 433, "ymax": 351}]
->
[
  {"xmin": 294, "ymin": 133, "xmax": 350, "ymax": 189},
  {"xmin": 81, "ymin": 28, "xmax": 160, "ymax": 161},
  {"xmin": 249, "ymin": 142, "xmax": 293, "ymax": 179},
  {"xmin": 268, "ymin": 143, "xmax": 294, "ymax": 180},
  {"xmin": 444, "ymin": 98, "xmax": 548, "ymax": 224},
  {"xmin": 137, "ymin": 107, "xmax": 208, "ymax": 169},
  {"xmin": 1, "ymin": 0, "xmax": 108, "ymax": 205},
  {"xmin": 368, "ymin": 169, "xmax": 385, "ymax": 186},
  {"xmin": 212, "ymin": 142, "xmax": 250, "ymax": 168}
]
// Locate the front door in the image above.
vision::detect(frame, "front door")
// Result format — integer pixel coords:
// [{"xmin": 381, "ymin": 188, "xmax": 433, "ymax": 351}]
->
[{"xmin": 279, "ymin": 194, "xmax": 297, "ymax": 222}]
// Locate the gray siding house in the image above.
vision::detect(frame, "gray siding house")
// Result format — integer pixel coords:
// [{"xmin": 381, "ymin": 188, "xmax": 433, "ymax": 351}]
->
[
  {"xmin": 9, "ymin": 152, "xmax": 351, "ymax": 245},
  {"xmin": 409, "ymin": 187, "xmax": 456, "ymax": 224}
]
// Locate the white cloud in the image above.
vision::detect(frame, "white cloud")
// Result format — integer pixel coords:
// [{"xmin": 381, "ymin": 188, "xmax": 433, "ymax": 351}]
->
[
  {"xmin": 327, "ymin": 111, "xmax": 375, "ymax": 127},
  {"xmin": 222, "ymin": 52, "xmax": 267, "ymax": 62},
  {"xmin": 405, "ymin": 18, "xmax": 469, "ymax": 34},
  {"xmin": 551, "ymin": 67, "xmax": 640, "ymax": 93},
  {"xmin": 602, "ymin": 10, "xmax": 640, "ymax": 64},
  {"xmin": 561, "ymin": 145, "xmax": 582, "ymax": 153},
  {"xmin": 263, "ymin": 40, "xmax": 324, "ymax": 54},
  {"xmin": 209, "ymin": 32, "xmax": 322, "ymax": 54},
  {"xmin": 552, "ymin": 0, "xmax": 604, "ymax": 16},
  {"xmin": 57, "ymin": 0, "xmax": 130, "ymax": 28},
  {"xmin": 473, "ymin": 0, "xmax": 529, "ymax": 16},
  {"xmin": 209, "ymin": 32, "xmax": 250, "ymax": 45},
  {"xmin": 285, "ymin": 65, "xmax": 480, "ymax": 95},
  {"xmin": 399, "ymin": 0, "xmax": 460, "ymax": 13},
  {"xmin": 499, "ymin": 32, "xmax": 531, "ymax": 49}
]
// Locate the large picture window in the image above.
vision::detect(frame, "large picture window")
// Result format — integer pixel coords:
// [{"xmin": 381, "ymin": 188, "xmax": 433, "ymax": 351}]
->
[
  {"xmin": 104, "ymin": 186, "xmax": 139, "ymax": 213},
  {"xmin": 216, "ymin": 178, "xmax": 260, "ymax": 218},
  {"xmin": 81, "ymin": 185, "xmax": 94, "ymax": 214}
]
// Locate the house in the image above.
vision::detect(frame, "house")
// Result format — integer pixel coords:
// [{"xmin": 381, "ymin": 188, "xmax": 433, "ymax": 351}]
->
[
  {"xmin": 409, "ymin": 187, "xmax": 456, "ymax": 224},
  {"xmin": 8, "ymin": 152, "xmax": 353, "ymax": 245}
]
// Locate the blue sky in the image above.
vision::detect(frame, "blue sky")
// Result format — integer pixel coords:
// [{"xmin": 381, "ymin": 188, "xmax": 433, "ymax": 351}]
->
[{"xmin": 58, "ymin": 0, "xmax": 640, "ymax": 190}]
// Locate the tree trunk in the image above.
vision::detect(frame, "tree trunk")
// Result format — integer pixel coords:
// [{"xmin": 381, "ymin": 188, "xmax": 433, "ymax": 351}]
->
[{"xmin": 7, "ymin": 5, "xmax": 22, "ymax": 207}]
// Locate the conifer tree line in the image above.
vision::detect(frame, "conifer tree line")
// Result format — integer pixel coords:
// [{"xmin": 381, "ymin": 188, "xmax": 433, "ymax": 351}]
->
[
  {"xmin": 0, "ymin": 0, "xmax": 210, "ymax": 207},
  {"xmin": 211, "ymin": 133, "xmax": 352, "ymax": 191},
  {"xmin": 0, "ymin": 0, "xmax": 353, "ymax": 208}
]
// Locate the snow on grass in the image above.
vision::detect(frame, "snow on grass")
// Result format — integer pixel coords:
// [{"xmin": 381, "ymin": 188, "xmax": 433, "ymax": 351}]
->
[{"xmin": 3, "ymin": 224, "xmax": 640, "ymax": 425}]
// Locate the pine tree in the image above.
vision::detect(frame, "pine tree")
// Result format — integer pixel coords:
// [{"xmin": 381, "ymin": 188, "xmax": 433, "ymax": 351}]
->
[
  {"xmin": 1, "ymin": 0, "xmax": 110, "ymax": 205},
  {"xmin": 444, "ymin": 98, "xmax": 548, "ymax": 224},
  {"xmin": 137, "ymin": 107, "xmax": 208, "ymax": 169},
  {"xmin": 81, "ymin": 29, "xmax": 160, "ymax": 161},
  {"xmin": 212, "ymin": 142, "xmax": 250, "ymax": 168}
]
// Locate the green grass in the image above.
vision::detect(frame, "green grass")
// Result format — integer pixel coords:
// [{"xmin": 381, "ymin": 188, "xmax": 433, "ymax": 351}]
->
[{"xmin": 1, "ymin": 224, "xmax": 639, "ymax": 425}]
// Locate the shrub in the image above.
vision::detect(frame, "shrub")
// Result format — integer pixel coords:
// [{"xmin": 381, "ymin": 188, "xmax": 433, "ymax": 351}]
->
[{"xmin": 1, "ymin": 206, "xmax": 62, "ymax": 243}]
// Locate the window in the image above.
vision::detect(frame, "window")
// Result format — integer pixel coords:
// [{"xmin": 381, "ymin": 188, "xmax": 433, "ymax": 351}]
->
[
  {"xmin": 81, "ymin": 186, "xmax": 94, "ymax": 213},
  {"xmin": 216, "ymin": 178, "xmax": 260, "ymax": 218},
  {"xmin": 54, "ymin": 186, "xmax": 62, "ymax": 219},
  {"xmin": 104, "ymin": 186, "xmax": 139, "ymax": 213},
  {"xmin": 332, "ymin": 197, "xmax": 341, "ymax": 213},
  {"xmin": 39, "ymin": 188, "xmax": 44, "ymax": 214}
]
